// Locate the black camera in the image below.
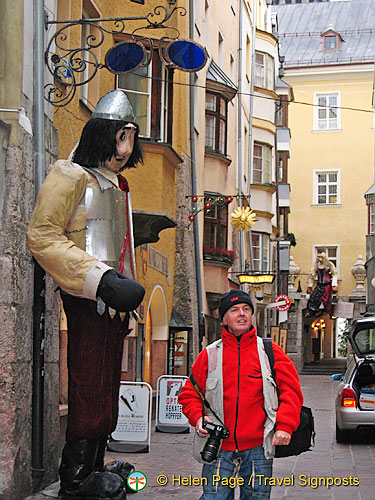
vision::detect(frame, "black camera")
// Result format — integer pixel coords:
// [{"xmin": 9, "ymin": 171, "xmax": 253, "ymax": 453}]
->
[{"xmin": 200, "ymin": 421, "xmax": 230, "ymax": 463}]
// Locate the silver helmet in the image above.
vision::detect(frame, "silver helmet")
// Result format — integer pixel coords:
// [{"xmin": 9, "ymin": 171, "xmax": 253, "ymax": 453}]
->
[{"xmin": 92, "ymin": 90, "xmax": 136, "ymax": 123}]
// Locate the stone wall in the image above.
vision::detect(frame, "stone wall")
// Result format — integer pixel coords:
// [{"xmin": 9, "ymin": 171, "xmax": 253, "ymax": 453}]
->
[
  {"xmin": 173, "ymin": 154, "xmax": 199, "ymax": 367},
  {"xmin": 0, "ymin": 101, "xmax": 59, "ymax": 499}
]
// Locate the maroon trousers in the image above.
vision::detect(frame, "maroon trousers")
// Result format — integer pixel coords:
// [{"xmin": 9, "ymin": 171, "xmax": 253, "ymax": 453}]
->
[{"xmin": 61, "ymin": 294, "xmax": 130, "ymax": 442}]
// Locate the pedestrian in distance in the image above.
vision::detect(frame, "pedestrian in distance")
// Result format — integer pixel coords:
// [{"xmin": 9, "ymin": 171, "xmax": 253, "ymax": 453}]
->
[
  {"xmin": 27, "ymin": 90, "xmax": 145, "ymax": 500},
  {"xmin": 178, "ymin": 289, "xmax": 303, "ymax": 500}
]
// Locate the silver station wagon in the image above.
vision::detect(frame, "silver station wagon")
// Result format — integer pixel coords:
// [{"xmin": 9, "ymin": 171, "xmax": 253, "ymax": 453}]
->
[{"xmin": 333, "ymin": 316, "xmax": 375, "ymax": 443}]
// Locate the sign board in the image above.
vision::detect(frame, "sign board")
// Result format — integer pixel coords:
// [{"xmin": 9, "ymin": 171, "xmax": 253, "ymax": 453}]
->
[
  {"xmin": 334, "ymin": 301, "xmax": 354, "ymax": 319},
  {"xmin": 238, "ymin": 274, "xmax": 275, "ymax": 285},
  {"xmin": 275, "ymin": 294, "xmax": 292, "ymax": 311},
  {"xmin": 155, "ymin": 375, "xmax": 190, "ymax": 433},
  {"xmin": 279, "ymin": 328, "xmax": 288, "ymax": 352},
  {"xmin": 108, "ymin": 381, "xmax": 152, "ymax": 453}
]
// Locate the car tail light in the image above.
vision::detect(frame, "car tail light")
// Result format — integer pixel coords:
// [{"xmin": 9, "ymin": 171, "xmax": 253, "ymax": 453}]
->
[{"xmin": 341, "ymin": 388, "xmax": 357, "ymax": 408}]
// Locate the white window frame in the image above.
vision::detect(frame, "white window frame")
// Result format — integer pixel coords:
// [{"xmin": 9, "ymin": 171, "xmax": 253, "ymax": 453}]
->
[
  {"xmin": 159, "ymin": 64, "xmax": 169, "ymax": 142},
  {"xmin": 117, "ymin": 59, "xmax": 152, "ymax": 138},
  {"xmin": 313, "ymin": 91, "xmax": 341, "ymax": 131},
  {"xmin": 254, "ymin": 52, "xmax": 274, "ymax": 91},
  {"xmin": 313, "ymin": 169, "xmax": 341, "ymax": 206},
  {"xmin": 251, "ymin": 232, "xmax": 270, "ymax": 272},
  {"xmin": 370, "ymin": 203, "xmax": 375, "ymax": 234},
  {"xmin": 312, "ymin": 245, "xmax": 340, "ymax": 278},
  {"xmin": 253, "ymin": 143, "xmax": 272, "ymax": 184}
]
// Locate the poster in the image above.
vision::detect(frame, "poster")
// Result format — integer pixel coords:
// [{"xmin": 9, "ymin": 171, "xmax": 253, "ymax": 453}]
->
[{"xmin": 157, "ymin": 376, "xmax": 189, "ymax": 425}]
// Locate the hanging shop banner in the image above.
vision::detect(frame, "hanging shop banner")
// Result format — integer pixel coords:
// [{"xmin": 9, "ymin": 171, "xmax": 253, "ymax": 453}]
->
[
  {"xmin": 155, "ymin": 375, "xmax": 190, "ymax": 434},
  {"xmin": 238, "ymin": 274, "xmax": 275, "ymax": 285},
  {"xmin": 108, "ymin": 381, "xmax": 152, "ymax": 453}
]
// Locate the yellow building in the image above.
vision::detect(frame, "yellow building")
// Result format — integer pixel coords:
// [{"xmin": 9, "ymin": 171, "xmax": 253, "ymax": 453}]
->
[
  {"xmin": 51, "ymin": 0, "xmax": 192, "ymax": 388},
  {"xmin": 274, "ymin": 0, "xmax": 375, "ymax": 361}
]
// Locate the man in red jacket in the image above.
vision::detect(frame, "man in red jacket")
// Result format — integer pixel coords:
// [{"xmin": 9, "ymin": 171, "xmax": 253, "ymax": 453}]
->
[{"xmin": 179, "ymin": 289, "xmax": 303, "ymax": 499}]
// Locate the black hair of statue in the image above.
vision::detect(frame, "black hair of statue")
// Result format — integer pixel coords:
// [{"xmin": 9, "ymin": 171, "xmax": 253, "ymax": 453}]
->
[{"xmin": 72, "ymin": 118, "xmax": 143, "ymax": 169}]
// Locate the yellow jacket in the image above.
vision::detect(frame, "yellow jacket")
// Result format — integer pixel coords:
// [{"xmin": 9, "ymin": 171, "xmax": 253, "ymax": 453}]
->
[{"xmin": 27, "ymin": 160, "xmax": 120, "ymax": 299}]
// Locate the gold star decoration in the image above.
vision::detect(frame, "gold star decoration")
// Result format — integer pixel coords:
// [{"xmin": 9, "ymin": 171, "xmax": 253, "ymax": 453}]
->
[{"xmin": 231, "ymin": 207, "xmax": 256, "ymax": 232}]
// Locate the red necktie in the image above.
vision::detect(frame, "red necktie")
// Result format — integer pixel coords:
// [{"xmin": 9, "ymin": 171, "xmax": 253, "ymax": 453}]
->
[{"xmin": 117, "ymin": 174, "xmax": 129, "ymax": 192}]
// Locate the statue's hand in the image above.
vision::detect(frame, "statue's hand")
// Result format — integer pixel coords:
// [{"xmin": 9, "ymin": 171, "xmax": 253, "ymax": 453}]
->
[{"xmin": 97, "ymin": 269, "xmax": 145, "ymax": 312}]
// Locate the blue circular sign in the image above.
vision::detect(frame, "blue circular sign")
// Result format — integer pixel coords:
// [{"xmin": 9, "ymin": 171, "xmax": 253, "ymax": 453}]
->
[
  {"xmin": 106, "ymin": 41, "xmax": 146, "ymax": 74},
  {"xmin": 166, "ymin": 39, "xmax": 207, "ymax": 72}
]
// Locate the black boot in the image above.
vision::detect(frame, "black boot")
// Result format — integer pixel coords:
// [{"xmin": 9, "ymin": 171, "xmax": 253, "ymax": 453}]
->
[
  {"xmin": 96, "ymin": 439, "xmax": 135, "ymax": 493},
  {"xmin": 59, "ymin": 440, "xmax": 126, "ymax": 500}
]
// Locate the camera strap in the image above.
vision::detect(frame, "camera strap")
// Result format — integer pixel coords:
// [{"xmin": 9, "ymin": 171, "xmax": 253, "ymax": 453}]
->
[{"xmin": 189, "ymin": 373, "xmax": 225, "ymax": 426}]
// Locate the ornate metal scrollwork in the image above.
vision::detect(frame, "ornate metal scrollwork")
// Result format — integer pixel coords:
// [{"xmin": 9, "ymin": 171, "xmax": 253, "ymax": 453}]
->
[{"xmin": 44, "ymin": 2, "xmax": 187, "ymax": 107}]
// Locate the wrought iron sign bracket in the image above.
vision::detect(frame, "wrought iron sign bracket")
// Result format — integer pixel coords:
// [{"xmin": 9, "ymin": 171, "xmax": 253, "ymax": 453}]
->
[{"xmin": 43, "ymin": 1, "xmax": 207, "ymax": 107}]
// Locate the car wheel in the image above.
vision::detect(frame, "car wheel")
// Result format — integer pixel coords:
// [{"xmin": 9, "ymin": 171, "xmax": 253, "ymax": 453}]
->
[{"xmin": 336, "ymin": 423, "xmax": 350, "ymax": 443}]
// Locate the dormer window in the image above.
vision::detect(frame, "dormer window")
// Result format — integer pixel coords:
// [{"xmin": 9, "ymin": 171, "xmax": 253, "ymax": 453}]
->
[
  {"xmin": 324, "ymin": 35, "xmax": 337, "ymax": 50},
  {"xmin": 321, "ymin": 27, "xmax": 343, "ymax": 52}
]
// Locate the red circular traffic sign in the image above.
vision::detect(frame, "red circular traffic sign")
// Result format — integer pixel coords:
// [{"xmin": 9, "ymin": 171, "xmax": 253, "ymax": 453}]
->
[{"xmin": 275, "ymin": 294, "xmax": 291, "ymax": 311}]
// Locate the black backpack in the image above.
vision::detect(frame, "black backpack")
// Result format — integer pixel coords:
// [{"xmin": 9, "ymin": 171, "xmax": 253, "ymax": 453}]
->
[{"xmin": 263, "ymin": 338, "xmax": 315, "ymax": 458}]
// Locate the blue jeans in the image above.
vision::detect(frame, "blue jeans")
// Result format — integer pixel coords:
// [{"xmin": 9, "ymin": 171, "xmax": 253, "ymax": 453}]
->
[{"xmin": 199, "ymin": 446, "xmax": 273, "ymax": 500}]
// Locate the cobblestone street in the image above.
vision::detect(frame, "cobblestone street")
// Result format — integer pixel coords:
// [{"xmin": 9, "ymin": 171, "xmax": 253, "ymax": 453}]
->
[{"xmin": 26, "ymin": 374, "xmax": 375, "ymax": 500}]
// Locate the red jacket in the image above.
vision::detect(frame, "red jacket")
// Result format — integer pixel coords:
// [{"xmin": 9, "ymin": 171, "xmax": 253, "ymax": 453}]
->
[{"xmin": 178, "ymin": 325, "xmax": 303, "ymax": 452}]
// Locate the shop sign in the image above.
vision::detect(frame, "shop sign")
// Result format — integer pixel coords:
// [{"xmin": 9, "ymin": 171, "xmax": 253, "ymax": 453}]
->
[{"xmin": 238, "ymin": 274, "xmax": 275, "ymax": 285}]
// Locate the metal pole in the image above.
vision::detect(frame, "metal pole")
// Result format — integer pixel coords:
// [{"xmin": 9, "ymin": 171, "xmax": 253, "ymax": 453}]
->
[
  {"xmin": 189, "ymin": 0, "xmax": 204, "ymax": 349},
  {"xmin": 32, "ymin": 0, "xmax": 46, "ymax": 482}
]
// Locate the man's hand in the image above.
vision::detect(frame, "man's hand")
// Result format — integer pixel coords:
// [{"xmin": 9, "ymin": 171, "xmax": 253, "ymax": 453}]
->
[
  {"xmin": 97, "ymin": 269, "xmax": 145, "ymax": 312},
  {"xmin": 195, "ymin": 416, "xmax": 213, "ymax": 438},
  {"xmin": 272, "ymin": 430, "xmax": 291, "ymax": 446},
  {"xmin": 306, "ymin": 286, "xmax": 312, "ymax": 294},
  {"xmin": 332, "ymin": 286, "xmax": 338, "ymax": 292}
]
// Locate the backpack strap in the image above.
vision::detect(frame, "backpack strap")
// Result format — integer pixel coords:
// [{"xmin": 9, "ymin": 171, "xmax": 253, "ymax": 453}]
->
[
  {"xmin": 262, "ymin": 338, "xmax": 275, "ymax": 379},
  {"xmin": 262, "ymin": 337, "xmax": 280, "ymax": 400}
]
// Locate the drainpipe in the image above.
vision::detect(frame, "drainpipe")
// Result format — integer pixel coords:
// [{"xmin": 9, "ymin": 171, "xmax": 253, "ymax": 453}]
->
[
  {"xmin": 31, "ymin": 0, "xmax": 46, "ymax": 482},
  {"xmin": 189, "ymin": 0, "xmax": 204, "ymax": 350},
  {"xmin": 237, "ymin": 0, "xmax": 245, "ymax": 279},
  {"xmin": 246, "ymin": 0, "xmax": 257, "ymax": 274}
]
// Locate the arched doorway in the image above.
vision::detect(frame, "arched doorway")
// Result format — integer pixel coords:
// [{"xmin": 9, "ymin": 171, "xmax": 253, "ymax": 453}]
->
[{"xmin": 144, "ymin": 285, "xmax": 168, "ymax": 387}]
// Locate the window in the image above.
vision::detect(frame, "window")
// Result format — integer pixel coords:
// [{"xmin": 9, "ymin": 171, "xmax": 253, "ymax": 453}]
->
[
  {"xmin": 117, "ymin": 48, "xmax": 173, "ymax": 142},
  {"xmin": 314, "ymin": 246, "xmax": 339, "ymax": 272},
  {"xmin": 246, "ymin": 36, "xmax": 251, "ymax": 81},
  {"xmin": 251, "ymin": 233, "xmax": 270, "ymax": 272},
  {"xmin": 230, "ymin": 52, "xmax": 236, "ymax": 83},
  {"xmin": 218, "ymin": 31, "xmax": 224, "ymax": 69},
  {"xmin": 203, "ymin": 201, "xmax": 228, "ymax": 249},
  {"xmin": 369, "ymin": 204, "xmax": 375, "ymax": 234},
  {"xmin": 314, "ymin": 92, "xmax": 340, "ymax": 131},
  {"xmin": 253, "ymin": 143, "xmax": 272, "ymax": 184},
  {"xmin": 205, "ymin": 92, "xmax": 228, "ymax": 155},
  {"xmin": 324, "ymin": 35, "xmax": 337, "ymax": 50},
  {"xmin": 314, "ymin": 169, "xmax": 340, "ymax": 205},
  {"xmin": 255, "ymin": 52, "xmax": 274, "ymax": 91},
  {"xmin": 195, "ymin": 0, "xmax": 201, "ymax": 36},
  {"xmin": 204, "ymin": 0, "xmax": 210, "ymax": 53}
]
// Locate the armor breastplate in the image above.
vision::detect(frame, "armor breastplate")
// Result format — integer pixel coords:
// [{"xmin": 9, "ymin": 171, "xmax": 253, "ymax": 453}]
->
[{"xmin": 84, "ymin": 186, "xmax": 136, "ymax": 279}]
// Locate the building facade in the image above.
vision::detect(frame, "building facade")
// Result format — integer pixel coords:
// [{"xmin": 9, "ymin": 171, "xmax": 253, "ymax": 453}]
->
[{"xmin": 273, "ymin": 0, "xmax": 375, "ymax": 366}]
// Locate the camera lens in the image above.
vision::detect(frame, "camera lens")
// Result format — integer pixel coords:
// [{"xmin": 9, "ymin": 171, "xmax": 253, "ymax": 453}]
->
[{"xmin": 200, "ymin": 436, "xmax": 222, "ymax": 463}]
